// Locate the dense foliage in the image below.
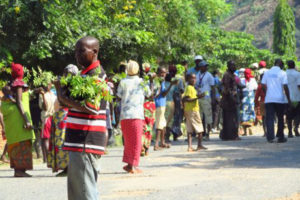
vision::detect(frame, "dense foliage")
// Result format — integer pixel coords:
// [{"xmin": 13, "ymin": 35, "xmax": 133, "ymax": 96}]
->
[
  {"xmin": 0, "ymin": 0, "xmax": 298, "ymax": 82},
  {"xmin": 273, "ymin": 0, "xmax": 296, "ymax": 57}
]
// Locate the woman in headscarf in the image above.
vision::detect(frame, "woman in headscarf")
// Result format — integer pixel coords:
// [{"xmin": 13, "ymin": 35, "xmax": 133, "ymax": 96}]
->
[
  {"xmin": 117, "ymin": 60, "xmax": 152, "ymax": 173},
  {"xmin": 220, "ymin": 61, "xmax": 240, "ymax": 141},
  {"xmin": 48, "ymin": 64, "xmax": 78, "ymax": 176},
  {"xmin": 240, "ymin": 68, "xmax": 258, "ymax": 136},
  {"xmin": 0, "ymin": 63, "xmax": 35, "ymax": 177}
]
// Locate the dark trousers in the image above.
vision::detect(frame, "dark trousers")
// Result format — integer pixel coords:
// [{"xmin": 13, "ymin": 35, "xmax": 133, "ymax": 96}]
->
[
  {"xmin": 265, "ymin": 103, "xmax": 285, "ymax": 141},
  {"xmin": 286, "ymin": 102, "xmax": 300, "ymax": 134},
  {"xmin": 212, "ymin": 101, "xmax": 221, "ymax": 129}
]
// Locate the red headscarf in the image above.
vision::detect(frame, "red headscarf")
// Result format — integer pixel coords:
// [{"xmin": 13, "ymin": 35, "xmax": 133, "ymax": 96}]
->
[
  {"xmin": 259, "ymin": 61, "xmax": 267, "ymax": 68},
  {"xmin": 11, "ymin": 62, "xmax": 25, "ymax": 87},
  {"xmin": 244, "ymin": 68, "xmax": 253, "ymax": 82},
  {"xmin": 11, "ymin": 62, "xmax": 24, "ymax": 80}
]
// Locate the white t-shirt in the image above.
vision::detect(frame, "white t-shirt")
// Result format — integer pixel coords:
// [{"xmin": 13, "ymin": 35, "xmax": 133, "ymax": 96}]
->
[
  {"xmin": 196, "ymin": 71, "xmax": 214, "ymax": 97},
  {"xmin": 286, "ymin": 69, "xmax": 300, "ymax": 102},
  {"xmin": 261, "ymin": 66, "xmax": 288, "ymax": 103},
  {"xmin": 241, "ymin": 78, "xmax": 258, "ymax": 92}
]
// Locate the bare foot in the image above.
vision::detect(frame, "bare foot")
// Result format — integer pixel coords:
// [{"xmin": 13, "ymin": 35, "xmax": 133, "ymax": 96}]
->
[
  {"xmin": 123, "ymin": 165, "xmax": 134, "ymax": 174},
  {"xmin": 187, "ymin": 147, "xmax": 195, "ymax": 152},
  {"xmin": 195, "ymin": 146, "xmax": 207, "ymax": 151},
  {"xmin": 154, "ymin": 146, "xmax": 162, "ymax": 151},
  {"xmin": 133, "ymin": 168, "xmax": 143, "ymax": 174},
  {"xmin": 0, "ymin": 156, "xmax": 9, "ymax": 163},
  {"xmin": 160, "ymin": 143, "xmax": 171, "ymax": 148}
]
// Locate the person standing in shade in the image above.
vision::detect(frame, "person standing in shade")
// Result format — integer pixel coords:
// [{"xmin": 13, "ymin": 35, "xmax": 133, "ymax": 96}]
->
[
  {"xmin": 196, "ymin": 61, "xmax": 215, "ymax": 141},
  {"xmin": 39, "ymin": 82, "xmax": 56, "ymax": 163},
  {"xmin": 153, "ymin": 67, "xmax": 177, "ymax": 151},
  {"xmin": 55, "ymin": 36, "xmax": 107, "ymax": 200},
  {"xmin": 211, "ymin": 70, "xmax": 222, "ymax": 133},
  {"xmin": 261, "ymin": 59, "xmax": 291, "ymax": 143},
  {"xmin": 285, "ymin": 60, "xmax": 300, "ymax": 137}
]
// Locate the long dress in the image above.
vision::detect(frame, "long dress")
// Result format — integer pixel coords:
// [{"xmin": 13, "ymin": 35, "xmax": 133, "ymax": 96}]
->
[
  {"xmin": 240, "ymin": 78, "xmax": 258, "ymax": 124},
  {"xmin": 47, "ymin": 108, "xmax": 69, "ymax": 172},
  {"xmin": 220, "ymin": 71, "xmax": 239, "ymax": 140},
  {"xmin": 1, "ymin": 92, "xmax": 35, "ymax": 170}
]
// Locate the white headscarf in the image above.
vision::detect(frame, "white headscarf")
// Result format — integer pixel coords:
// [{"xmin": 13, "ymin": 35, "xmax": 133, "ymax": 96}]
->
[{"xmin": 127, "ymin": 60, "xmax": 139, "ymax": 76}]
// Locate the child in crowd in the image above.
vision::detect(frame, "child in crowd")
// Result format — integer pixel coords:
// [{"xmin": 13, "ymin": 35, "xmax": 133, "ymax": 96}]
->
[
  {"xmin": 39, "ymin": 83, "xmax": 57, "ymax": 163},
  {"xmin": 183, "ymin": 74, "xmax": 207, "ymax": 152},
  {"xmin": 154, "ymin": 67, "xmax": 177, "ymax": 150}
]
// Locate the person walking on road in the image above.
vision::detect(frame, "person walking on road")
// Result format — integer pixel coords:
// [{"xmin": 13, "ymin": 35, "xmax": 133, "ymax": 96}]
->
[{"xmin": 261, "ymin": 59, "xmax": 291, "ymax": 143}]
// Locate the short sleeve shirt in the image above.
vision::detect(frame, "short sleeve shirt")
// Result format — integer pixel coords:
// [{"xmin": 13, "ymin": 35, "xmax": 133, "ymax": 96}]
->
[
  {"xmin": 183, "ymin": 85, "xmax": 199, "ymax": 112},
  {"xmin": 155, "ymin": 81, "xmax": 167, "ymax": 107},
  {"xmin": 165, "ymin": 81, "xmax": 175, "ymax": 102},
  {"xmin": 117, "ymin": 76, "xmax": 151, "ymax": 120},
  {"xmin": 196, "ymin": 72, "xmax": 215, "ymax": 98},
  {"xmin": 261, "ymin": 66, "xmax": 288, "ymax": 103},
  {"xmin": 286, "ymin": 69, "xmax": 300, "ymax": 102}
]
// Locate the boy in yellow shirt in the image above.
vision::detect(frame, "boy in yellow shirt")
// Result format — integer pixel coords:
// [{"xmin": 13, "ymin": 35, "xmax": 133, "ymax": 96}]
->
[{"xmin": 183, "ymin": 74, "xmax": 207, "ymax": 152}]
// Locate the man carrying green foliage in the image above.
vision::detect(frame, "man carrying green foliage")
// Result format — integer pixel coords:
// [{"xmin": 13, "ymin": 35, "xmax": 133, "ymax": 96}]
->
[{"xmin": 55, "ymin": 36, "xmax": 107, "ymax": 200}]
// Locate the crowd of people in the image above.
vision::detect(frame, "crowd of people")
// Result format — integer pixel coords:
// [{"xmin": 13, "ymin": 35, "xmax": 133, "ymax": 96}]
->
[{"xmin": 0, "ymin": 36, "xmax": 299, "ymax": 200}]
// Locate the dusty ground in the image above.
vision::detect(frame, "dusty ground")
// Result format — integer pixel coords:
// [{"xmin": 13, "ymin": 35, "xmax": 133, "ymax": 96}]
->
[{"xmin": 0, "ymin": 129, "xmax": 300, "ymax": 200}]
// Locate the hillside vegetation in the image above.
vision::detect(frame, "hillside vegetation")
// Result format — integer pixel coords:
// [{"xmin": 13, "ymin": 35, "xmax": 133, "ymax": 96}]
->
[{"xmin": 223, "ymin": 0, "xmax": 300, "ymax": 57}]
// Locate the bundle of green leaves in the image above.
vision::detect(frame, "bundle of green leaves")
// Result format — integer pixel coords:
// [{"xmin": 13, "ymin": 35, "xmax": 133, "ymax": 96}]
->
[
  {"xmin": 60, "ymin": 69, "xmax": 113, "ymax": 108},
  {"xmin": 32, "ymin": 67, "xmax": 55, "ymax": 88}
]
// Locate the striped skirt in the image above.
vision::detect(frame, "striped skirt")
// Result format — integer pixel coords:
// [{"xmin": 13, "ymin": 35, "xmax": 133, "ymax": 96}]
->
[{"xmin": 121, "ymin": 119, "xmax": 143, "ymax": 167}]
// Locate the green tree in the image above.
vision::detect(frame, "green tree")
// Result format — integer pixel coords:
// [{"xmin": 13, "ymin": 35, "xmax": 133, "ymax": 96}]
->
[{"xmin": 273, "ymin": 0, "xmax": 296, "ymax": 57}]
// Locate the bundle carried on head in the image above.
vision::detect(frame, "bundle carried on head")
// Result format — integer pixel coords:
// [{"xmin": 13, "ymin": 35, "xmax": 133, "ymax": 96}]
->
[{"xmin": 32, "ymin": 67, "xmax": 55, "ymax": 88}]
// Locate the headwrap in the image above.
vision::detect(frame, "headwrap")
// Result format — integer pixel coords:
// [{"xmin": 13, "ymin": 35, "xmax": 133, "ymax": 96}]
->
[
  {"xmin": 65, "ymin": 64, "xmax": 79, "ymax": 76},
  {"xmin": 11, "ymin": 62, "xmax": 26, "ymax": 87},
  {"xmin": 244, "ymin": 68, "xmax": 253, "ymax": 82},
  {"xmin": 251, "ymin": 63, "xmax": 259, "ymax": 69},
  {"xmin": 11, "ymin": 62, "xmax": 24, "ymax": 80},
  {"xmin": 259, "ymin": 61, "xmax": 267, "ymax": 68},
  {"xmin": 127, "ymin": 60, "xmax": 139, "ymax": 76}
]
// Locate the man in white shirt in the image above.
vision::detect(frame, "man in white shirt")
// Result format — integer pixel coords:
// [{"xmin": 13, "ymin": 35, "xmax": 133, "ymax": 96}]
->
[
  {"xmin": 286, "ymin": 60, "xmax": 300, "ymax": 137},
  {"xmin": 196, "ymin": 61, "xmax": 215, "ymax": 140},
  {"xmin": 261, "ymin": 59, "xmax": 291, "ymax": 143}
]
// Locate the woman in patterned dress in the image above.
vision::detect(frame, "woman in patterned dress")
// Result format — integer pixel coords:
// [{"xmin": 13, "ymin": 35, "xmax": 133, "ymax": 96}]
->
[
  {"xmin": 240, "ymin": 68, "xmax": 258, "ymax": 136},
  {"xmin": 141, "ymin": 100, "xmax": 155, "ymax": 156},
  {"xmin": 48, "ymin": 64, "xmax": 78, "ymax": 176}
]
